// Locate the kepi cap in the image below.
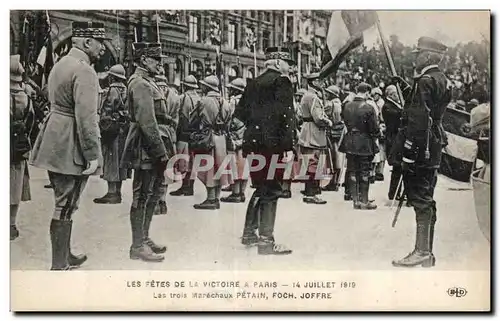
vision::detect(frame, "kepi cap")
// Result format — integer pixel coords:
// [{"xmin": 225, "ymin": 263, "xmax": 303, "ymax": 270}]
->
[
  {"xmin": 72, "ymin": 21, "xmax": 111, "ymax": 40},
  {"xmin": 412, "ymin": 36, "xmax": 447, "ymax": 54},
  {"xmin": 133, "ymin": 42, "xmax": 168, "ymax": 60},
  {"xmin": 265, "ymin": 46, "xmax": 295, "ymax": 65}
]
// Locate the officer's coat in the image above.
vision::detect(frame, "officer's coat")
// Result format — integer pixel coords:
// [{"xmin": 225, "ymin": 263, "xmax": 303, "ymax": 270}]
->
[
  {"xmin": 390, "ymin": 65, "xmax": 451, "ymax": 168},
  {"xmin": 30, "ymin": 48, "xmax": 102, "ymax": 175},
  {"xmin": 121, "ymin": 67, "xmax": 168, "ymax": 170},
  {"xmin": 298, "ymin": 88, "xmax": 330, "ymax": 149},
  {"xmin": 157, "ymin": 82, "xmax": 180, "ymax": 156}
]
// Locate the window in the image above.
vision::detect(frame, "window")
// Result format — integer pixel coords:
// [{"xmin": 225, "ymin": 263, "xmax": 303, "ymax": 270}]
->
[
  {"xmin": 228, "ymin": 22, "xmax": 238, "ymax": 50},
  {"xmin": 250, "ymin": 11, "xmax": 256, "ymax": 19},
  {"xmin": 262, "ymin": 30, "xmax": 270, "ymax": 50},
  {"xmin": 189, "ymin": 15, "xmax": 200, "ymax": 43}
]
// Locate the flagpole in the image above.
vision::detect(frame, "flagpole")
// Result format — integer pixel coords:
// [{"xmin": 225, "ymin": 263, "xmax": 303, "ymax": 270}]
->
[
  {"xmin": 156, "ymin": 10, "xmax": 160, "ymax": 43},
  {"xmin": 116, "ymin": 11, "xmax": 120, "ymax": 63},
  {"xmin": 375, "ymin": 16, "xmax": 405, "ymax": 106},
  {"xmin": 134, "ymin": 27, "xmax": 138, "ymax": 43},
  {"xmin": 253, "ymin": 42, "xmax": 257, "ymax": 78}
]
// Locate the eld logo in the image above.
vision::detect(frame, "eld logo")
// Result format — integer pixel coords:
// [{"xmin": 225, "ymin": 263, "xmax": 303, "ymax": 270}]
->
[{"xmin": 447, "ymin": 287, "xmax": 467, "ymax": 298}]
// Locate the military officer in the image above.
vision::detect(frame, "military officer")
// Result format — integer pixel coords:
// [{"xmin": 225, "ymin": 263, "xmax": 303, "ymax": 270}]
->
[
  {"xmin": 170, "ymin": 75, "xmax": 200, "ymax": 196},
  {"xmin": 154, "ymin": 68, "xmax": 180, "ymax": 215},
  {"xmin": 221, "ymin": 77, "xmax": 248, "ymax": 203},
  {"xmin": 30, "ymin": 21, "xmax": 108, "ymax": 270},
  {"xmin": 382, "ymin": 85, "xmax": 403, "ymax": 201},
  {"xmin": 322, "ymin": 85, "xmax": 345, "ymax": 191},
  {"xmin": 339, "ymin": 82, "xmax": 379, "ymax": 210},
  {"xmin": 298, "ymin": 73, "xmax": 332, "ymax": 205},
  {"xmin": 94, "ymin": 64, "xmax": 130, "ymax": 204},
  {"xmin": 390, "ymin": 37, "xmax": 451, "ymax": 268},
  {"xmin": 234, "ymin": 46, "xmax": 295, "ymax": 255},
  {"xmin": 120, "ymin": 42, "xmax": 169, "ymax": 262}
]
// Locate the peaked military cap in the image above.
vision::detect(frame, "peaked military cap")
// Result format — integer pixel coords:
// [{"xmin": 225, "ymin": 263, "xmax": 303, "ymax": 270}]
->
[
  {"xmin": 133, "ymin": 42, "xmax": 168, "ymax": 59},
  {"xmin": 412, "ymin": 36, "xmax": 447, "ymax": 54},
  {"xmin": 265, "ymin": 46, "xmax": 295, "ymax": 65},
  {"xmin": 72, "ymin": 21, "xmax": 110, "ymax": 40},
  {"xmin": 303, "ymin": 72, "xmax": 320, "ymax": 81}
]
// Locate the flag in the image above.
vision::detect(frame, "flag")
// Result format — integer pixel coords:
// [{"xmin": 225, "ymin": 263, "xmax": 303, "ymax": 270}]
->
[
  {"xmin": 35, "ymin": 11, "xmax": 54, "ymax": 88},
  {"xmin": 439, "ymin": 107, "xmax": 478, "ymax": 182},
  {"xmin": 319, "ymin": 10, "xmax": 378, "ymax": 79}
]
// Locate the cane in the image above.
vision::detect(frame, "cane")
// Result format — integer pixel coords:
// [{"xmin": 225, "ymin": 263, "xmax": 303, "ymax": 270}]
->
[{"xmin": 390, "ymin": 176, "xmax": 403, "ymax": 208}]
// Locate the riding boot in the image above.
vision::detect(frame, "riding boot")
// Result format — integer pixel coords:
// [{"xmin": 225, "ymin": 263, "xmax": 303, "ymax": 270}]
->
[
  {"xmin": 348, "ymin": 173, "xmax": 359, "ymax": 208},
  {"xmin": 343, "ymin": 171, "xmax": 352, "ymax": 201},
  {"xmin": 144, "ymin": 203, "xmax": 167, "ymax": 254},
  {"xmin": 257, "ymin": 200, "xmax": 292, "ymax": 255},
  {"xmin": 129, "ymin": 205, "xmax": 164, "ymax": 262},
  {"xmin": 357, "ymin": 175, "xmax": 377, "ymax": 210},
  {"xmin": 242, "ymin": 191, "xmax": 260, "ymax": 246},
  {"xmin": 303, "ymin": 180, "xmax": 327, "ymax": 204},
  {"xmin": 49, "ymin": 219, "xmax": 71, "ymax": 270},
  {"xmin": 392, "ymin": 210, "xmax": 434, "ymax": 268},
  {"xmin": 66, "ymin": 221, "xmax": 87, "ymax": 268}
]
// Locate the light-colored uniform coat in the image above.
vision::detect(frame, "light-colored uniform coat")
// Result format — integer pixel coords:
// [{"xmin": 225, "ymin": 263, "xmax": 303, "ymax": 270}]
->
[
  {"xmin": 367, "ymin": 99, "xmax": 386, "ymax": 163},
  {"xmin": 195, "ymin": 91, "xmax": 232, "ymax": 187},
  {"xmin": 328, "ymin": 97, "xmax": 346, "ymax": 169},
  {"xmin": 30, "ymin": 48, "xmax": 102, "ymax": 176},
  {"xmin": 227, "ymin": 94, "xmax": 246, "ymax": 180}
]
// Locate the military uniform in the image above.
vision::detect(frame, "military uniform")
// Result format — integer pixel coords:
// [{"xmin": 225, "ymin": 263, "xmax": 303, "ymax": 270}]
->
[
  {"xmin": 154, "ymin": 72, "xmax": 180, "ymax": 215},
  {"xmin": 30, "ymin": 21, "xmax": 109, "ymax": 270},
  {"xmin": 382, "ymin": 88, "xmax": 403, "ymax": 200},
  {"xmin": 390, "ymin": 37, "xmax": 451, "ymax": 268},
  {"xmin": 10, "ymin": 55, "xmax": 34, "ymax": 241},
  {"xmin": 298, "ymin": 79, "xmax": 331, "ymax": 205},
  {"xmin": 221, "ymin": 78, "xmax": 248, "ymax": 203},
  {"xmin": 94, "ymin": 64, "xmax": 131, "ymax": 204},
  {"xmin": 234, "ymin": 47, "xmax": 295, "ymax": 255},
  {"xmin": 339, "ymin": 83, "xmax": 379, "ymax": 210},
  {"xmin": 192, "ymin": 76, "xmax": 232, "ymax": 210},
  {"xmin": 170, "ymin": 75, "xmax": 200, "ymax": 196},
  {"xmin": 120, "ymin": 42, "xmax": 170, "ymax": 262}
]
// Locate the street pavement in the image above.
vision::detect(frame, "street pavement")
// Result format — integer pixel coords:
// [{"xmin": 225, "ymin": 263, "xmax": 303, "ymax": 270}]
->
[{"xmin": 10, "ymin": 165, "xmax": 490, "ymax": 271}]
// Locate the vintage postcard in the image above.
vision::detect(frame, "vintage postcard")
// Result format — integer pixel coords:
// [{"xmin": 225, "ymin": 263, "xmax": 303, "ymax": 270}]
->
[{"xmin": 9, "ymin": 9, "xmax": 490, "ymax": 311}]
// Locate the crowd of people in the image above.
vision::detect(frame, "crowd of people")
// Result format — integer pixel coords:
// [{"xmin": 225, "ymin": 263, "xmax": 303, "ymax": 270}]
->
[{"xmin": 10, "ymin": 21, "xmax": 489, "ymax": 270}]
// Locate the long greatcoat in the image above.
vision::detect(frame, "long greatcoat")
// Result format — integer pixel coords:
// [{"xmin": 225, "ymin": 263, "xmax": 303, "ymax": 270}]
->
[
  {"xmin": 176, "ymin": 90, "xmax": 201, "ymax": 173},
  {"xmin": 30, "ymin": 48, "xmax": 102, "ymax": 176},
  {"xmin": 195, "ymin": 91, "xmax": 232, "ymax": 187},
  {"xmin": 100, "ymin": 82, "xmax": 131, "ymax": 182},
  {"xmin": 227, "ymin": 94, "xmax": 247, "ymax": 180}
]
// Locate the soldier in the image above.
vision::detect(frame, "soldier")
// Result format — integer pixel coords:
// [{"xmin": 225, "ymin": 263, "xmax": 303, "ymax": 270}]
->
[
  {"xmin": 298, "ymin": 73, "xmax": 332, "ymax": 205},
  {"xmin": 221, "ymin": 78, "xmax": 248, "ymax": 203},
  {"xmin": 120, "ymin": 42, "xmax": 169, "ymax": 262},
  {"xmin": 382, "ymin": 85, "xmax": 404, "ymax": 202},
  {"xmin": 10, "ymin": 55, "xmax": 34, "ymax": 241},
  {"xmin": 339, "ymin": 82, "xmax": 379, "ymax": 210},
  {"xmin": 192, "ymin": 75, "xmax": 232, "ymax": 210},
  {"xmin": 390, "ymin": 37, "xmax": 451, "ymax": 268},
  {"xmin": 154, "ymin": 68, "xmax": 180, "ymax": 215},
  {"xmin": 234, "ymin": 46, "xmax": 295, "ymax": 255},
  {"xmin": 322, "ymin": 85, "xmax": 345, "ymax": 192},
  {"xmin": 30, "ymin": 21, "xmax": 107, "ymax": 270},
  {"xmin": 94, "ymin": 64, "xmax": 130, "ymax": 204},
  {"xmin": 170, "ymin": 75, "xmax": 201, "ymax": 196}
]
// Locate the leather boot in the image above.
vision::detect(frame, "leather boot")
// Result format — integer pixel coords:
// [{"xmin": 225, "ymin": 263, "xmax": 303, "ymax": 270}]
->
[
  {"xmin": 241, "ymin": 192, "xmax": 260, "ymax": 246},
  {"xmin": 303, "ymin": 181, "xmax": 327, "ymax": 204},
  {"xmin": 343, "ymin": 172, "xmax": 352, "ymax": 201},
  {"xmin": 93, "ymin": 193, "xmax": 121, "ymax": 204},
  {"xmin": 392, "ymin": 214, "xmax": 434, "ymax": 268},
  {"xmin": 50, "ymin": 219, "xmax": 71, "ymax": 270},
  {"xmin": 66, "ymin": 222, "xmax": 87, "ymax": 268},
  {"xmin": 143, "ymin": 203, "xmax": 167, "ymax": 254},
  {"xmin": 154, "ymin": 200, "xmax": 168, "ymax": 215},
  {"xmin": 129, "ymin": 206, "xmax": 164, "ymax": 262},
  {"xmin": 10, "ymin": 225, "xmax": 19, "ymax": 241},
  {"xmin": 356, "ymin": 176, "xmax": 377, "ymax": 210},
  {"xmin": 222, "ymin": 185, "xmax": 233, "ymax": 192},
  {"xmin": 170, "ymin": 175, "xmax": 194, "ymax": 196},
  {"xmin": 257, "ymin": 200, "xmax": 292, "ymax": 255}
]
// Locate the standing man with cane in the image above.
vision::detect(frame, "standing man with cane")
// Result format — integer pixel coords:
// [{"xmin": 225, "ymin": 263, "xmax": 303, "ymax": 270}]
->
[
  {"xmin": 390, "ymin": 37, "xmax": 451, "ymax": 268},
  {"xmin": 30, "ymin": 21, "xmax": 108, "ymax": 270}
]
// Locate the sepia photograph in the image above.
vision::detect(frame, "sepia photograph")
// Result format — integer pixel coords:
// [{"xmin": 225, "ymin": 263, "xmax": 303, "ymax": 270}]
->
[{"xmin": 8, "ymin": 7, "xmax": 491, "ymax": 311}]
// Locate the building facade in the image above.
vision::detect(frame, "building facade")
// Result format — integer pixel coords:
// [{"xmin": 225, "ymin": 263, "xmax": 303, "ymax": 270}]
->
[{"xmin": 10, "ymin": 10, "xmax": 331, "ymax": 88}]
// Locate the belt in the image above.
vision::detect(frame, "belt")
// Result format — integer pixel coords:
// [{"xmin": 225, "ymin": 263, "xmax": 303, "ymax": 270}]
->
[{"xmin": 51, "ymin": 104, "xmax": 75, "ymax": 118}]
